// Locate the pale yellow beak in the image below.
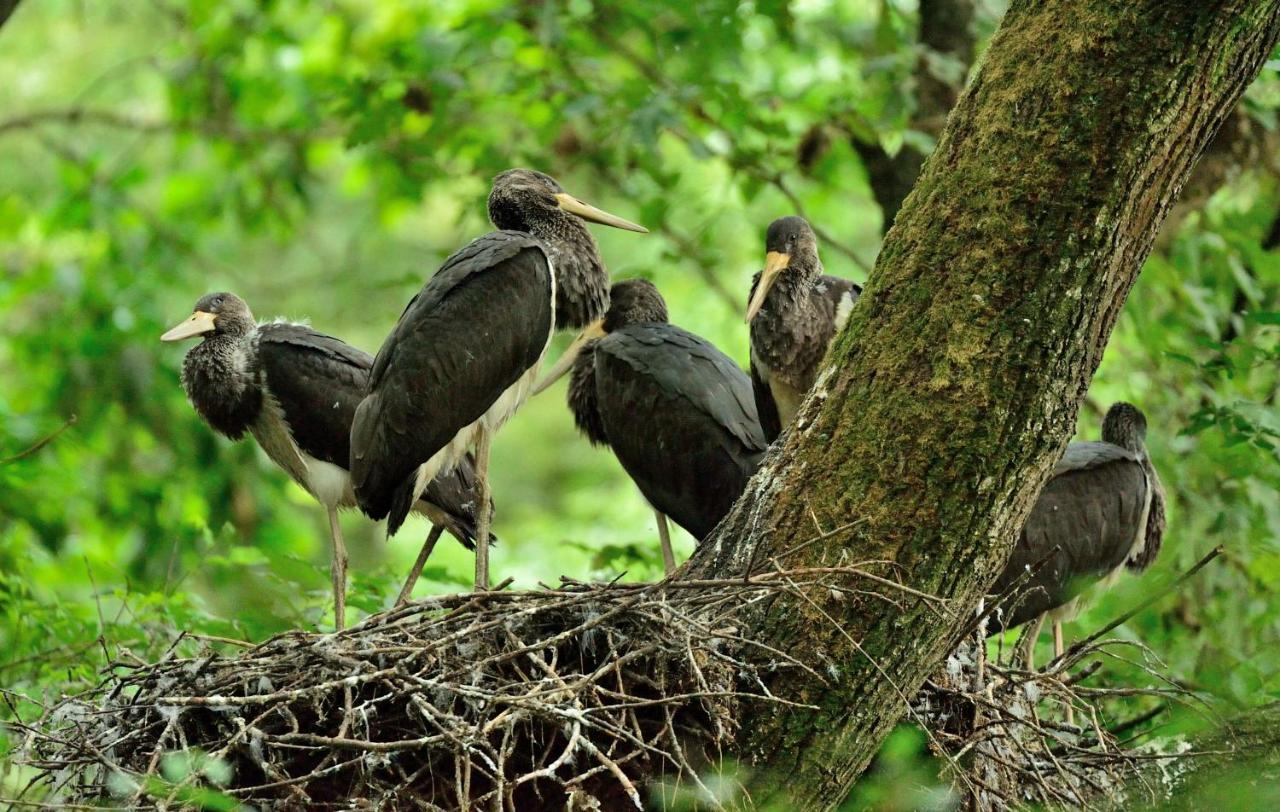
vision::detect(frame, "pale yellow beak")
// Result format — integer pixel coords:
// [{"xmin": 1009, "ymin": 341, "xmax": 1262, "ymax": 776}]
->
[
  {"xmin": 745, "ymin": 251, "xmax": 791, "ymax": 323},
  {"xmin": 532, "ymin": 319, "xmax": 607, "ymax": 395},
  {"xmin": 555, "ymin": 193, "xmax": 648, "ymax": 233},
  {"xmin": 161, "ymin": 310, "xmax": 217, "ymax": 341}
]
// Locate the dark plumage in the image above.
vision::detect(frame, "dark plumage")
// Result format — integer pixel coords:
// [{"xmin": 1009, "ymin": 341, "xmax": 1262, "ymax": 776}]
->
[
  {"xmin": 541, "ymin": 280, "xmax": 768, "ymax": 569},
  {"xmin": 989, "ymin": 402, "xmax": 1167, "ymax": 662},
  {"xmin": 162, "ymin": 292, "xmax": 488, "ymax": 628},
  {"xmin": 747, "ymin": 216, "xmax": 861, "ymax": 441},
  {"xmin": 351, "ymin": 169, "xmax": 647, "ymax": 588},
  {"xmin": 352, "ymin": 232, "xmax": 553, "ymax": 532}
]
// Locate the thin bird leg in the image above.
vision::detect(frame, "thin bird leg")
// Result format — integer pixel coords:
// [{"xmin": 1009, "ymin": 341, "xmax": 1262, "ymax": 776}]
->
[
  {"xmin": 1017, "ymin": 613, "xmax": 1045, "ymax": 671},
  {"xmin": 473, "ymin": 426, "xmax": 493, "ymax": 591},
  {"xmin": 326, "ymin": 507, "xmax": 349, "ymax": 631},
  {"xmin": 655, "ymin": 509, "xmax": 676, "ymax": 576},
  {"xmin": 1054, "ymin": 620, "xmax": 1076, "ymax": 726},
  {"xmin": 397, "ymin": 524, "xmax": 445, "ymax": 606},
  {"xmin": 974, "ymin": 598, "xmax": 987, "ymax": 687}
]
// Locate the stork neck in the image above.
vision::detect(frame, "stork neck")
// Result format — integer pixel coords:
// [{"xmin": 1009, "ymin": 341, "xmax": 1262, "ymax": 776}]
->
[
  {"xmin": 181, "ymin": 331, "xmax": 262, "ymax": 439},
  {"xmin": 529, "ymin": 215, "xmax": 609, "ymax": 330},
  {"xmin": 767, "ymin": 262, "xmax": 824, "ymax": 314}
]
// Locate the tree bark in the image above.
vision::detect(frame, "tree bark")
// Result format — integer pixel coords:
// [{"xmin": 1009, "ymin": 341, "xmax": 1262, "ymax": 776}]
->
[{"xmin": 688, "ymin": 2, "xmax": 1280, "ymax": 807}]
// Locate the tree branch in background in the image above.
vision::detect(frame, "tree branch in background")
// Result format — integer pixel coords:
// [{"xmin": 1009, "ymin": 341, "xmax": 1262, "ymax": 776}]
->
[
  {"xmin": 0, "ymin": 415, "xmax": 76, "ymax": 466},
  {"xmin": 849, "ymin": 0, "xmax": 977, "ymax": 232},
  {"xmin": 0, "ymin": 0, "xmax": 23, "ymax": 34}
]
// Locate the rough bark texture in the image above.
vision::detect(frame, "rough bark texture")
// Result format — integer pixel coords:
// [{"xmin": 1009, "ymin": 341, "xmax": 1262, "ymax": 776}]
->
[{"xmin": 689, "ymin": 2, "xmax": 1280, "ymax": 807}]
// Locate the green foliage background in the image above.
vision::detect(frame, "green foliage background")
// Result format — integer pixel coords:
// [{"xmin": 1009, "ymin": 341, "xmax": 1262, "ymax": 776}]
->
[{"xmin": 0, "ymin": 0, "xmax": 1277, "ymax": 804}]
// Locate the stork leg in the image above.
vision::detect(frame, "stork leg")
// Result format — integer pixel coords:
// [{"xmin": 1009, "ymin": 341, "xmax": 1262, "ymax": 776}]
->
[
  {"xmin": 473, "ymin": 426, "xmax": 493, "ymax": 591},
  {"xmin": 397, "ymin": 524, "xmax": 445, "ymax": 606},
  {"xmin": 1017, "ymin": 613, "xmax": 1045, "ymax": 671},
  {"xmin": 1054, "ymin": 620, "xmax": 1076, "ymax": 726},
  {"xmin": 655, "ymin": 510, "xmax": 676, "ymax": 576},
  {"xmin": 325, "ymin": 507, "xmax": 349, "ymax": 631}
]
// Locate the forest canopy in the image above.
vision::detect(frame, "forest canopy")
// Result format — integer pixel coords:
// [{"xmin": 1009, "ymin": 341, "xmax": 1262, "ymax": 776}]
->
[{"xmin": 1, "ymin": 0, "xmax": 1279, "ymax": 808}]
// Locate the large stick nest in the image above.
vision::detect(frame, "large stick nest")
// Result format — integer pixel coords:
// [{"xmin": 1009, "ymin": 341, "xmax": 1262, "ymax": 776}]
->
[
  {"xmin": 14, "ymin": 577, "xmax": 804, "ymax": 809},
  {"xmin": 9, "ymin": 571, "xmax": 1195, "ymax": 810}
]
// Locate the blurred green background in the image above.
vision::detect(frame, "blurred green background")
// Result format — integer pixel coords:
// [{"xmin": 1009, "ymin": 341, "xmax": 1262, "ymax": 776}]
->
[{"xmin": 0, "ymin": 0, "xmax": 1277, "ymax": 805}]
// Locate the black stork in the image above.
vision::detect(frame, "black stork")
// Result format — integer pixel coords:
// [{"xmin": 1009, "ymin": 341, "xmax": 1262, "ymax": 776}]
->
[
  {"xmin": 989, "ymin": 402, "xmax": 1167, "ymax": 668},
  {"xmin": 533, "ymin": 279, "xmax": 768, "ymax": 572},
  {"xmin": 746, "ymin": 215, "xmax": 862, "ymax": 441},
  {"xmin": 351, "ymin": 169, "xmax": 647, "ymax": 589},
  {"xmin": 161, "ymin": 292, "xmax": 489, "ymax": 630}
]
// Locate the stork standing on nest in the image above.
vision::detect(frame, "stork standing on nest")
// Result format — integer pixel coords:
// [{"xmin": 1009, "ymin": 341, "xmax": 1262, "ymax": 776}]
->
[
  {"xmin": 161, "ymin": 293, "xmax": 488, "ymax": 630},
  {"xmin": 534, "ymin": 279, "xmax": 768, "ymax": 572},
  {"xmin": 746, "ymin": 216, "xmax": 862, "ymax": 442},
  {"xmin": 351, "ymin": 169, "xmax": 647, "ymax": 589},
  {"xmin": 989, "ymin": 402, "xmax": 1167, "ymax": 669}
]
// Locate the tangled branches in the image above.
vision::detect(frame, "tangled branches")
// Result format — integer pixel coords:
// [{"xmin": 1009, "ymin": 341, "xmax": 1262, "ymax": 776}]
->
[
  {"xmin": 9, "ymin": 566, "xmax": 1201, "ymax": 810},
  {"xmin": 918, "ymin": 633, "xmax": 1197, "ymax": 810},
  {"xmin": 14, "ymin": 574, "xmax": 829, "ymax": 809}
]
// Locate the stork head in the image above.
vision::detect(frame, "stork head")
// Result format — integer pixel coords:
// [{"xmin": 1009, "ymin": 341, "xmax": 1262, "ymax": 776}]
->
[
  {"xmin": 487, "ymin": 169, "xmax": 647, "ymax": 235},
  {"xmin": 746, "ymin": 215, "xmax": 822, "ymax": 323},
  {"xmin": 603, "ymin": 279, "xmax": 668, "ymax": 331},
  {"xmin": 531, "ymin": 279, "xmax": 670, "ymax": 396},
  {"xmin": 161, "ymin": 292, "xmax": 255, "ymax": 342},
  {"xmin": 1102, "ymin": 402, "xmax": 1148, "ymax": 452}
]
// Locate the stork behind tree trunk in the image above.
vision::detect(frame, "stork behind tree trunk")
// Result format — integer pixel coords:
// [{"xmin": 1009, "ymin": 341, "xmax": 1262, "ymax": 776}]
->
[
  {"xmin": 746, "ymin": 216, "xmax": 862, "ymax": 442},
  {"xmin": 989, "ymin": 402, "xmax": 1167, "ymax": 671}
]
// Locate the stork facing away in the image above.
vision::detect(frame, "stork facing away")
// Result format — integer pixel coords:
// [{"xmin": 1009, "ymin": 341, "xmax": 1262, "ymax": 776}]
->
[
  {"xmin": 990, "ymin": 402, "xmax": 1167, "ymax": 669},
  {"xmin": 535, "ymin": 279, "xmax": 768, "ymax": 572}
]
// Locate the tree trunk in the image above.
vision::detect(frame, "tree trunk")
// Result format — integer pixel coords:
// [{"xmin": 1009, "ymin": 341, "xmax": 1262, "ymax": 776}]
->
[{"xmin": 689, "ymin": 2, "xmax": 1280, "ymax": 807}]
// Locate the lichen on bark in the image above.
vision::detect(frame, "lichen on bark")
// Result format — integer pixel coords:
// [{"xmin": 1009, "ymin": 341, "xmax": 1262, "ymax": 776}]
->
[{"xmin": 690, "ymin": 2, "xmax": 1280, "ymax": 807}]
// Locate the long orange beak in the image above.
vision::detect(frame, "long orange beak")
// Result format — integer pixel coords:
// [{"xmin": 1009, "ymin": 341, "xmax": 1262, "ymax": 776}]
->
[
  {"xmin": 532, "ymin": 319, "xmax": 607, "ymax": 395},
  {"xmin": 161, "ymin": 311, "xmax": 217, "ymax": 341},
  {"xmin": 745, "ymin": 251, "xmax": 791, "ymax": 323},
  {"xmin": 555, "ymin": 193, "xmax": 648, "ymax": 233}
]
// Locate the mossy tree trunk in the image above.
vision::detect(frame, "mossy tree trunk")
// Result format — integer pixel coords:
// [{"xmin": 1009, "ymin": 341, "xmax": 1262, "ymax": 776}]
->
[{"xmin": 684, "ymin": 2, "xmax": 1280, "ymax": 807}]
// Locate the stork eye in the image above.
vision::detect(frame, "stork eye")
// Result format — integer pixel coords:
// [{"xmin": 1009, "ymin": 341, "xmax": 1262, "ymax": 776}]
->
[{"xmin": 213, "ymin": 296, "xmax": 224, "ymax": 307}]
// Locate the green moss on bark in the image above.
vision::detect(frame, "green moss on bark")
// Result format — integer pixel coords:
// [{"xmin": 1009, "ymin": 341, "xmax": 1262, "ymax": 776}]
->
[{"xmin": 684, "ymin": 1, "xmax": 1280, "ymax": 808}]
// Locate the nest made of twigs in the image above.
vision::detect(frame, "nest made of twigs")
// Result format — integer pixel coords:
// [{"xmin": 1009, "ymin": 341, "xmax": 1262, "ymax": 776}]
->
[{"xmin": 8, "ymin": 569, "xmax": 1199, "ymax": 811}]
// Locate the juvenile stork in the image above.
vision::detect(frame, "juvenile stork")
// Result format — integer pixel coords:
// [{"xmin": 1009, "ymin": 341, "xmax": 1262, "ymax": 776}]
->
[
  {"xmin": 535, "ymin": 279, "xmax": 768, "ymax": 572},
  {"xmin": 989, "ymin": 402, "xmax": 1167, "ymax": 667},
  {"xmin": 161, "ymin": 292, "xmax": 488, "ymax": 630},
  {"xmin": 351, "ymin": 169, "xmax": 647, "ymax": 589},
  {"xmin": 746, "ymin": 216, "xmax": 862, "ymax": 441}
]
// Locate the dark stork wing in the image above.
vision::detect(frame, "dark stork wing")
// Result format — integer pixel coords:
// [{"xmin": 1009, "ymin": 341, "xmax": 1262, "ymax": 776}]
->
[
  {"xmin": 567, "ymin": 342, "xmax": 609, "ymax": 446},
  {"xmin": 351, "ymin": 231, "xmax": 552, "ymax": 528},
  {"xmin": 256, "ymin": 323, "xmax": 372, "ymax": 467},
  {"xmin": 256, "ymin": 323, "xmax": 487, "ymax": 548},
  {"xmin": 594, "ymin": 323, "xmax": 767, "ymax": 540},
  {"xmin": 990, "ymin": 443, "xmax": 1149, "ymax": 631}
]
